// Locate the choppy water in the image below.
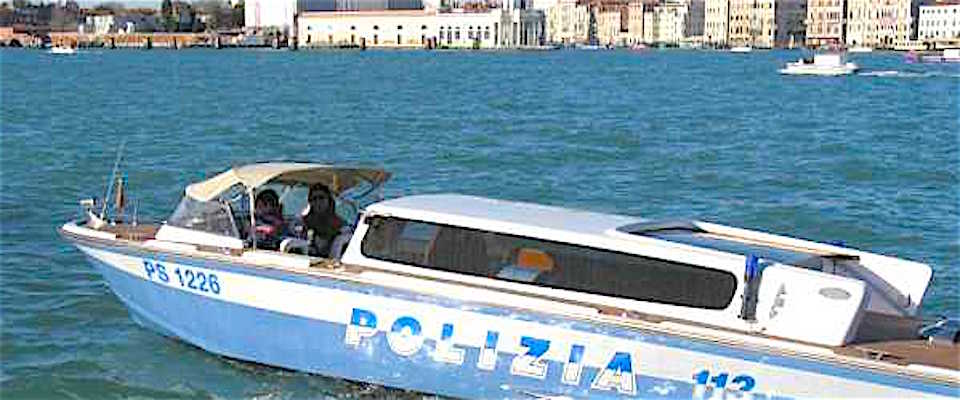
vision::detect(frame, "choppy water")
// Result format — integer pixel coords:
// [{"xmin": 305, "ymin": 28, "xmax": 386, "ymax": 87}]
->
[{"xmin": 1, "ymin": 48, "xmax": 957, "ymax": 399}]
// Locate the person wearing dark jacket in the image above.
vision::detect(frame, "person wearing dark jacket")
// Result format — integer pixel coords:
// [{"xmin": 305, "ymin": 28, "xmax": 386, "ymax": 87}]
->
[
  {"xmin": 302, "ymin": 183, "xmax": 343, "ymax": 257},
  {"xmin": 254, "ymin": 189, "xmax": 285, "ymax": 250}
]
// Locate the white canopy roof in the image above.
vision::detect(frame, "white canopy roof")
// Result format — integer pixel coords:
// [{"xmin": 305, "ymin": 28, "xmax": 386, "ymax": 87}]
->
[{"xmin": 184, "ymin": 162, "xmax": 391, "ymax": 201}]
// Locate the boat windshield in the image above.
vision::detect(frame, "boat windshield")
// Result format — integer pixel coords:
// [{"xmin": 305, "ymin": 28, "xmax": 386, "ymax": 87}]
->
[{"xmin": 167, "ymin": 196, "xmax": 241, "ymax": 238}]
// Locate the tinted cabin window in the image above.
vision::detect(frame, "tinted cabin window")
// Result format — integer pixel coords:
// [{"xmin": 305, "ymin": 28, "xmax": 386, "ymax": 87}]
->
[{"xmin": 361, "ymin": 217, "xmax": 737, "ymax": 309}]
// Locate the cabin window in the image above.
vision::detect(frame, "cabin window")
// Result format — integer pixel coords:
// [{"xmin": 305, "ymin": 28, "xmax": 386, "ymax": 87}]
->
[{"xmin": 361, "ymin": 217, "xmax": 737, "ymax": 309}]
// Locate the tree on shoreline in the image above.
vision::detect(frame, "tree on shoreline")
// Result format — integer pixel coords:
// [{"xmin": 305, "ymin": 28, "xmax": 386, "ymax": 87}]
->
[
  {"xmin": 232, "ymin": 0, "xmax": 243, "ymax": 29},
  {"xmin": 161, "ymin": 0, "xmax": 176, "ymax": 32}
]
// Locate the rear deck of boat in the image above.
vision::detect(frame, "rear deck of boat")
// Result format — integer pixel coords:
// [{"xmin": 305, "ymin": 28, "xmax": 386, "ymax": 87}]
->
[{"xmin": 842, "ymin": 311, "xmax": 959, "ymax": 371}]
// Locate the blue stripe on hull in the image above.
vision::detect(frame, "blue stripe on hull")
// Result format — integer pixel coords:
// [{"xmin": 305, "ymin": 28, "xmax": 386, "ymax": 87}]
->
[{"xmin": 83, "ymin": 244, "xmax": 958, "ymax": 398}]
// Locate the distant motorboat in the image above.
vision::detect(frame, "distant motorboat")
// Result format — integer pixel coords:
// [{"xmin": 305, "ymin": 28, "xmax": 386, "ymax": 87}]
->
[
  {"xmin": 730, "ymin": 46, "xmax": 753, "ymax": 53},
  {"xmin": 630, "ymin": 43, "xmax": 647, "ymax": 51},
  {"xmin": 946, "ymin": 49, "xmax": 960, "ymax": 62},
  {"xmin": 779, "ymin": 53, "xmax": 859, "ymax": 76},
  {"xmin": 848, "ymin": 46, "xmax": 874, "ymax": 53},
  {"xmin": 905, "ymin": 49, "xmax": 960, "ymax": 63},
  {"xmin": 49, "ymin": 45, "xmax": 77, "ymax": 55}
]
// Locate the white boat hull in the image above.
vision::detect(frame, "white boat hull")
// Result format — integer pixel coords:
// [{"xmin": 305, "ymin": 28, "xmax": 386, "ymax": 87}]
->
[
  {"xmin": 49, "ymin": 47, "xmax": 77, "ymax": 55},
  {"xmin": 779, "ymin": 63, "xmax": 859, "ymax": 76},
  {"xmin": 62, "ymin": 226, "xmax": 958, "ymax": 399}
]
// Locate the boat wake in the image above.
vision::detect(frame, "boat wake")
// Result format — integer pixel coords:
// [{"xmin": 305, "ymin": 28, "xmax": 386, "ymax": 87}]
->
[{"xmin": 858, "ymin": 69, "xmax": 960, "ymax": 78}]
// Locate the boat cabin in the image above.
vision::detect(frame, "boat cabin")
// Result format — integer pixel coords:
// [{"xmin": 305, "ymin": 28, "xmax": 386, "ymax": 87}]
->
[{"xmin": 341, "ymin": 194, "xmax": 936, "ymax": 349}]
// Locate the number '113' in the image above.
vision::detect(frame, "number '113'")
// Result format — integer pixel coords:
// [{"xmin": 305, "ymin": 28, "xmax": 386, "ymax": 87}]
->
[{"xmin": 693, "ymin": 370, "xmax": 756, "ymax": 392}]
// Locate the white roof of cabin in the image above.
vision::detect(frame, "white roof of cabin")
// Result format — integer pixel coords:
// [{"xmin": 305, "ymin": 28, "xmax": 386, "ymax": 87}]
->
[
  {"xmin": 366, "ymin": 194, "xmax": 643, "ymax": 238},
  {"xmin": 364, "ymin": 194, "xmax": 933, "ymax": 319}
]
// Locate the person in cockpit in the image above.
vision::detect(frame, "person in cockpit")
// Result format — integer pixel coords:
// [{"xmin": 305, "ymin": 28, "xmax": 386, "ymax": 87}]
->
[
  {"xmin": 302, "ymin": 183, "xmax": 344, "ymax": 257},
  {"xmin": 253, "ymin": 189, "xmax": 285, "ymax": 250}
]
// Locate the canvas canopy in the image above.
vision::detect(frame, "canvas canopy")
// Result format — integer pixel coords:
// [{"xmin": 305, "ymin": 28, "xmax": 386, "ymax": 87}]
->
[{"xmin": 184, "ymin": 162, "xmax": 391, "ymax": 201}]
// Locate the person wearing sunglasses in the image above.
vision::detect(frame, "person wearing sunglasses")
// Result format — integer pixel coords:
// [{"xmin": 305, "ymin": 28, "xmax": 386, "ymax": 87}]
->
[{"xmin": 302, "ymin": 183, "xmax": 344, "ymax": 257}]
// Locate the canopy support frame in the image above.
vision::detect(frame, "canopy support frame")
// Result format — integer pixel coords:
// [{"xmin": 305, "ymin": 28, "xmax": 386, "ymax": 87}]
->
[{"xmin": 248, "ymin": 188, "xmax": 257, "ymax": 251}]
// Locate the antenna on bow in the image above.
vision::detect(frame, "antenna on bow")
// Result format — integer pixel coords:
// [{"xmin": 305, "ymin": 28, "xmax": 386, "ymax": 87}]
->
[{"xmin": 100, "ymin": 140, "xmax": 127, "ymax": 221}]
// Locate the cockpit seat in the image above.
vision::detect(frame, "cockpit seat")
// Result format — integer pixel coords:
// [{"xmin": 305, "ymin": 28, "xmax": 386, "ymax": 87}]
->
[
  {"xmin": 497, "ymin": 248, "xmax": 555, "ymax": 282},
  {"xmin": 280, "ymin": 237, "xmax": 311, "ymax": 255},
  {"xmin": 329, "ymin": 227, "xmax": 354, "ymax": 260}
]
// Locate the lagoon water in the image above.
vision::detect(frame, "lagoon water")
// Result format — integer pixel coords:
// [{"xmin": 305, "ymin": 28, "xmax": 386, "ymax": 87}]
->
[{"xmin": 1, "ymin": 48, "xmax": 957, "ymax": 398}]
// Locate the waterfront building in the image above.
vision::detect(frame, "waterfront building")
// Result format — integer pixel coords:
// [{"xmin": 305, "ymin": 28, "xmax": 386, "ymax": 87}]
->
[
  {"xmin": 165, "ymin": 1, "xmax": 200, "ymax": 33},
  {"xmin": 845, "ymin": 0, "xmax": 913, "ymax": 49},
  {"xmin": 545, "ymin": 0, "xmax": 589, "ymax": 44},
  {"xmin": 805, "ymin": 0, "xmax": 844, "ymax": 47},
  {"xmin": 704, "ymin": 0, "xmax": 729, "ymax": 46},
  {"xmin": 727, "ymin": 0, "xmax": 749, "ymax": 46},
  {"xmin": 596, "ymin": 7, "xmax": 622, "ymax": 44},
  {"xmin": 642, "ymin": 7, "xmax": 656, "ymax": 42},
  {"xmin": 83, "ymin": 13, "xmax": 116, "ymax": 35},
  {"xmin": 549, "ymin": 0, "xmax": 642, "ymax": 46},
  {"xmin": 651, "ymin": 0, "xmax": 688, "ymax": 45},
  {"xmin": 0, "ymin": 7, "xmax": 11, "ymax": 28},
  {"xmin": 776, "ymin": 0, "xmax": 807, "ymax": 47},
  {"xmin": 686, "ymin": 0, "xmax": 705, "ymax": 37},
  {"xmin": 625, "ymin": 1, "xmax": 646, "ymax": 44},
  {"xmin": 727, "ymin": 0, "xmax": 774, "ymax": 48},
  {"xmin": 438, "ymin": 9, "xmax": 505, "ymax": 47},
  {"xmin": 595, "ymin": 0, "xmax": 646, "ymax": 46},
  {"xmin": 515, "ymin": 8, "xmax": 547, "ymax": 46},
  {"xmin": 246, "ymin": 0, "xmax": 297, "ymax": 33},
  {"xmin": 704, "ymin": 0, "xmax": 806, "ymax": 48},
  {"xmin": 530, "ymin": 0, "xmax": 560, "ymax": 10},
  {"xmin": 635, "ymin": 0, "xmax": 688, "ymax": 45},
  {"xmin": 297, "ymin": 0, "xmax": 542, "ymax": 48},
  {"xmin": 81, "ymin": 11, "xmax": 159, "ymax": 35},
  {"xmin": 917, "ymin": 2, "xmax": 960, "ymax": 46},
  {"xmin": 298, "ymin": 10, "xmax": 437, "ymax": 47}
]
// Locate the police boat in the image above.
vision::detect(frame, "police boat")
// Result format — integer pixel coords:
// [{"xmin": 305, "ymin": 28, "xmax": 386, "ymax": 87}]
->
[{"xmin": 60, "ymin": 162, "xmax": 959, "ymax": 399}]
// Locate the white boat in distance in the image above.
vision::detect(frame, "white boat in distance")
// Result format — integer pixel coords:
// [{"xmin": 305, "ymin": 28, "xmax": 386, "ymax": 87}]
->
[
  {"xmin": 944, "ymin": 48, "xmax": 960, "ymax": 62},
  {"xmin": 780, "ymin": 53, "xmax": 859, "ymax": 76},
  {"xmin": 60, "ymin": 162, "xmax": 959, "ymax": 399},
  {"xmin": 848, "ymin": 46, "xmax": 874, "ymax": 53},
  {"xmin": 909, "ymin": 49, "xmax": 960, "ymax": 63},
  {"xmin": 49, "ymin": 45, "xmax": 78, "ymax": 55},
  {"xmin": 729, "ymin": 46, "xmax": 753, "ymax": 53}
]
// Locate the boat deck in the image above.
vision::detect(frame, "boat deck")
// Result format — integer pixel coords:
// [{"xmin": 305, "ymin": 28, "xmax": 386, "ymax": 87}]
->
[{"xmin": 100, "ymin": 223, "xmax": 160, "ymax": 241}]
